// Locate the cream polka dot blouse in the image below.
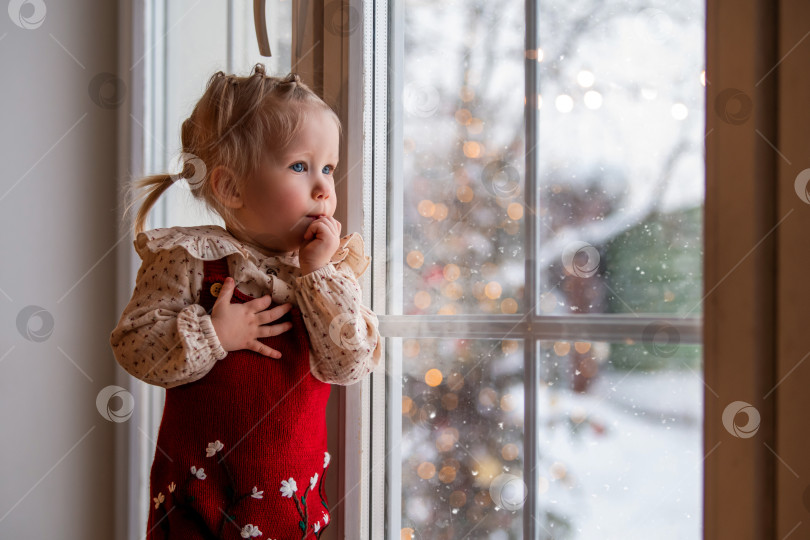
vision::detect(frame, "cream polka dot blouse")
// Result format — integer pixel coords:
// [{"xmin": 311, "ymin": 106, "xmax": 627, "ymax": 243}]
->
[{"xmin": 109, "ymin": 225, "xmax": 382, "ymax": 389}]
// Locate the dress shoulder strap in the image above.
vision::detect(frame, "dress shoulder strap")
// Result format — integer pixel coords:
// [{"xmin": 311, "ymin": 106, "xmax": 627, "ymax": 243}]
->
[
  {"xmin": 199, "ymin": 257, "xmax": 230, "ymax": 312},
  {"xmin": 202, "ymin": 257, "xmax": 230, "ymax": 282}
]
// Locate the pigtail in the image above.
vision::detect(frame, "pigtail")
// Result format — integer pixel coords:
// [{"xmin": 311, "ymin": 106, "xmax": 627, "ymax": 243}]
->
[
  {"xmin": 123, "ymin": 173, "xmax": 176, "ymax": 237},
  {"xmin": 272, "ymin": 73, "xmax": 303, "ymax": 97}
]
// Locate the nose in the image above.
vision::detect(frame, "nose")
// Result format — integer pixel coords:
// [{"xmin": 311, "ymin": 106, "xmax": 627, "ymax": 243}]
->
[{"xmin": 313, "ymin": 175, "xmax": 331, "ymax": 200}]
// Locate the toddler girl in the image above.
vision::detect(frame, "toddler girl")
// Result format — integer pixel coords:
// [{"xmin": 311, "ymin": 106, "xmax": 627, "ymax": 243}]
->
[{"xmin": 110, "ymin": 64, "xmax": 382, "ymax": 540}]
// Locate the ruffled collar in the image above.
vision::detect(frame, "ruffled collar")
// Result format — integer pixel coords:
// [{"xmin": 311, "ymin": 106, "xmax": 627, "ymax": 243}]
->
[
  {"xmin": 134, "ymin": 224, "xmax": 300, "ymax": 268},
  {"xmin": 134, "ymin": 223, "xmax": 371, "ymax": 279}
]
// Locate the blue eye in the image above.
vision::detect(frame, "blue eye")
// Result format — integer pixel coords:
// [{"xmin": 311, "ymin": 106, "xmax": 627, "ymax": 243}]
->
[
  {"xmin": 322, "ymin": 165, "xmax": 334, "ymax": 175},
  {"xmin": 290, "ymin": 162, "xmax": 305, "ymax": 173}
]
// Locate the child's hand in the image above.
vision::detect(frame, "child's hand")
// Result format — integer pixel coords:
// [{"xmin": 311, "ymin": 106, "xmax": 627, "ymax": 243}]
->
[
  {"xmin": 299, "ymin": 215, "xmax": 341, "ymax": 275},
  {"xmin": 210, "ymin": 277, "xmax": 293, "ymax": 358}
]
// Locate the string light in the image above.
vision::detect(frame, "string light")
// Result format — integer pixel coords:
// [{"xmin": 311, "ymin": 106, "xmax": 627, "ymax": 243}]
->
[
  {"xmin": 417, "ymin": 462, "xmax": 436, "ymax": 480},
  {"xmin": 455, "ymin": 108, "xmax": 472, "ymax": 124},
  {"xmin": 555, "ymin": 94, "xmax": 574, "ymax": 113},
  {"xmin": 554, "ymin": 341, "xmax": 571, "ymax": 355},
  {"xmin": 501, "ymin": 443, "xmax": 519, "ymax": 461},
  {"xmin": 402, "ymin": 396, "xmax": 413, "ymax": 414},
  {"xmin": 500, "ymin": 298, "xmax": 518, "ymax": 313},
  {"xmin": 438, "ymin": 466, "xmax": 457, "ymax": 483},
  {"xmin": 456, "ymin": 185, "xmax": 474, "ymax": 202},
  {"xmin": 484, "ymin": 281, "xmax": 502, "ymax": 299},
  {"xmin": 449, "ymin": 491, "xmax": 467, "ymax": 508},
  {"xmin": 574, "ymin": 341, "xmax": 591, "ymax": 354},
  {"xmin": 417, "ymin": 199, "xmax": 435, "ymax": 217},
  {"xmin": 500, "ymin": 393, "xmax": 516, "ymax": 411},
  {"xmin": 584, "ymin": 90, "xmax": 603, "ymax": 110},
  {"xmin": 506, "ymin": 202, "xmax": 524, "ymax": 220},
  {"xmin": 671, "ymin": 103, "xmax": 688, "ymax": 120},
  {"xmin": 414, "ymin": 290, "xmax": 432, "ymax": 309},
  {"xmin": 442, "ymin": 282, "xmax": 463, "ymax": 300},
  {"xmin": 425, "ymin": 368, "xmax": 443, "ymax": 386},
  {"xmin": 406, "ymin": 250, "xmax": 424, "ymax": 269},
  {"xmin": 462, "ymin": 141, "xmax": 482, "ymax": 159},
  {"xmin": 577, "ymin": 70, "xmax": 595, "ymax": 87},
  {"xmin": 460, "ymin": 86, "xmax": 475, "ymax": 102},
  {"xmin": 443, "ymin": 263, "xmax": 461, "ymax": 281},
  {"xmin": 433, "ymin": 203, "xmax": 449, "ymax": 221}
]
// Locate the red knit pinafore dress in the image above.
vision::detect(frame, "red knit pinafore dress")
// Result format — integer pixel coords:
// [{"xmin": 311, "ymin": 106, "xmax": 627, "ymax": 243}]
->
[{"xmin": 147, "ymin": 257, "xmax": 332, "ymax": 540}]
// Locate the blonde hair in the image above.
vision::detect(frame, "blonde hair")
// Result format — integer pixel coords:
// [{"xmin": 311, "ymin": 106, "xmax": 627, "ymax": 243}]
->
[{"xmin": 123, "ymin": 63, "xmax": 341, "ymax": 237}]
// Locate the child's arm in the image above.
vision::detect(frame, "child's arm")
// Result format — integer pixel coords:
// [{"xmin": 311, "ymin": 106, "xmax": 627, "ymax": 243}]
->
[
  {"xmin": 109, "ymin": 245, "xmax": 228, "ymax": 389},
  {"xmin": 294, "ymin": 234, "xmax": 382, "ymax": 385}
]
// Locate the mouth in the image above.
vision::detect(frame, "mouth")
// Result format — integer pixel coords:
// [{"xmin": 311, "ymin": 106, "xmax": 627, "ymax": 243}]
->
[{"xmin": 306, "ymin": 214, "xmax": 325, "ymax": 219}]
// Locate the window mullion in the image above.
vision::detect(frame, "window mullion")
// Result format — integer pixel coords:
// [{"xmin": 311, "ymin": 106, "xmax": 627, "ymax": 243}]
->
[
  {"xmin": 524, "ymin": 0, "xmax": 541, "ymax": 531},
  {"xmin": 378, "ymin": 314, "xmax": 702, "ymax": 343}
]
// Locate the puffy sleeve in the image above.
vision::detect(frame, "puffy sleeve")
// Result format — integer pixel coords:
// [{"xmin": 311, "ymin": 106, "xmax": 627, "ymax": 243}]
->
[
  {"xmin": 109, "ymin": 236, "xmax": 228, "ymax": 389},
  {"xmin": 294, "ymin": 233, "xmax": 382, "ymax": 385}
]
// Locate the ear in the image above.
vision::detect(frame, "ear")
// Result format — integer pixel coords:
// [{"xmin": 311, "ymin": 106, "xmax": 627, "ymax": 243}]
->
[{"xmin": 210, "ymin": 166, "xmax": 244, "ymax": 209}]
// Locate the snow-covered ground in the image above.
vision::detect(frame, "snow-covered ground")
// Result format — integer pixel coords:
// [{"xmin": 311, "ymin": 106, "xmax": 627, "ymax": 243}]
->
[{"xmin": 535, "ymin": 368, "xmax": 703, "ymax": 539}]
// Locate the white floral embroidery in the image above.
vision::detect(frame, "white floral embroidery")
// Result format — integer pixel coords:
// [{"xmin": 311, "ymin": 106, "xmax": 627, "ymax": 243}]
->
[
  {"xmin": 251, "ymin": 486, "xmax": 264, "ymax": 499},
  {"xmin": 280, "ymin": 477, "xmax": 297, "ymax": 498},
  {"xmin": 206, "ymin": 440, "xmax": 224, "ymax": 457},
  {"xmin": 323, "ymin": 451, "xmax": 330, "ymax": 468},
  {"xmin": 323, "ymin": 513, "xmax": 329, "ymax": 524},
  {"xmin": 153, "ymin": 492, "xmax": 164, "ymax": 509},
  {"xmin": 310, "ymin": 473, "xmax": 318, "ymax": 490},
  {"xmin": 313, "ymin": 522, "xmax": 320, "ymax": 532},
  {"xmin": 240, "ymin": 524, "xmax": 262, "ymax": 538},
  {"xmin": 190, "ymin": 465, "xmax": 207, "ymax": 480}
]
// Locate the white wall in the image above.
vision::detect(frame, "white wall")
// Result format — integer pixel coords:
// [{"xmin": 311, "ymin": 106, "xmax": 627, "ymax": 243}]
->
[{"xmin": 0, "ymin": 1, "xmax": 118, "ymax": 537}]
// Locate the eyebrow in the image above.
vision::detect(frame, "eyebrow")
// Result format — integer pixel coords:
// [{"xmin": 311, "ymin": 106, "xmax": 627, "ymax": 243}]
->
[{"xmin": 281, "ymin": 151, "xmax": 339, "ymax": 163}]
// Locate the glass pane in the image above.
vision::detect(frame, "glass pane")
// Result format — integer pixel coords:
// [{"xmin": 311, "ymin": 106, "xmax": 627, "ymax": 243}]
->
[
  {"xmin": 397, "ymin": 0, "xmax": 526, "ymax": 316},
  {"xmin": 536, "ymin": 340, "xmax": 703, "ymax": 538},
  {"xmin": 390, "ymin": 2, "xmax": 706, "ymax": 539},
  {"xmin": 398, "ymin": 338, "xmax": 527, "ymax": 539},
  {"xmin": 537, "ymin": 1, "xmax": 705, "ymax": 317}
]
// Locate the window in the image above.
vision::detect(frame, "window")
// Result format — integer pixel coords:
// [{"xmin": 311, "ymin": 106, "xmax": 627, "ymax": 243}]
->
[
  {"xmin": 379, "ymin": 0, "xmax": 704, "ymax": 538},
  {"xmin": 119, "ymin": 0, "xmax": 810, "ymax": 538}
]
